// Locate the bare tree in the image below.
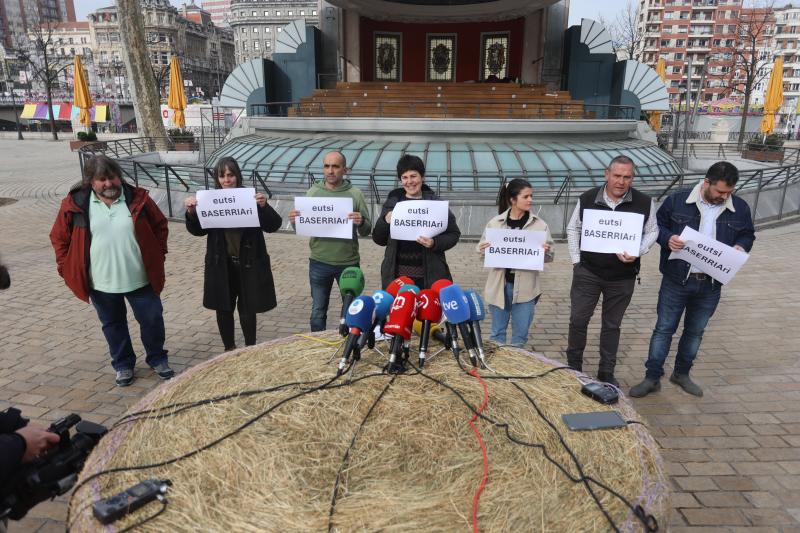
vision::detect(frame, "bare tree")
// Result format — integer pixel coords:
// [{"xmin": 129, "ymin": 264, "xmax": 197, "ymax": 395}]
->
[
  {"xmin": 718, "ymin": 2, "xmax": 777, "ymax": 147},
  {"xmin": 602, "ymin": 1, "xmax": 643, "ymax": 61},
  {"xmin": 117, "ymin": 0, "xmax": 166, "ymax": 140},
  {"xmin": 13, "ymin": 21, "xmax": 70, "ymax": 141}
]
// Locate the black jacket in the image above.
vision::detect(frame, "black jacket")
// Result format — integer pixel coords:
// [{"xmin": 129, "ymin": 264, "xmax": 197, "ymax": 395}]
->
[
  {"xmin": 372, "ymin": 185, "xmax": 461, "ymax": 289},
  {"xmin": 186, "ymin": 202, "xmax": 283, "ymax": 313},
  {"xmin": 0, "ymin": 408, "xmax": 28, "ymax": 484}
]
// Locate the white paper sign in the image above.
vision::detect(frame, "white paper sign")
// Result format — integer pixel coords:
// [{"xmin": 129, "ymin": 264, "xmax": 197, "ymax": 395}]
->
[
  {"xmin": 294, "ymin": 196, "xmax": 353, "ymax": 239},
  {"xmin": 483, "ymin": 229, "xmax": 547, "ymax": 271},
  {"xmin": 390, "ymin": 200, "xmax": 449, "ymax": 241},
  {"xmin": 196, "ymin": 187, "xmax": 260, "ymax": 229},
  {"xmin": 580, "ymin": 209, "xmax": 644, "ymax": 256},
  {"xmin": 668, "ymin": 226, "xmax": 749, "ymax": 284}
]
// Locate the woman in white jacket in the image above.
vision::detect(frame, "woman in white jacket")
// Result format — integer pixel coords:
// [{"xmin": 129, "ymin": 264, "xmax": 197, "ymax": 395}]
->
[{"xmin": 478, "ymin": 178, "xmax": 554, "ymax": 347}]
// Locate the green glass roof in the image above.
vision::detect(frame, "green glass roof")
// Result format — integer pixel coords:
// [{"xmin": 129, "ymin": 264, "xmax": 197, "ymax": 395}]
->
[{"xmin": 208, "ymin": 135, "xmax": 681, "ymax": 194}]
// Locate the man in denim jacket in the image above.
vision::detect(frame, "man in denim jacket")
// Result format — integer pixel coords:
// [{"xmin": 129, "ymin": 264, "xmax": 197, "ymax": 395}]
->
[{"xmin": 630, "ymin": 161, "xmax": 755, "ymax": 398}]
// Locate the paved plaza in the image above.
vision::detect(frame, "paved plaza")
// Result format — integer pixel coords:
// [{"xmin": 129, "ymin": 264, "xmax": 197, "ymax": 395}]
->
[{"xmin": 1, "ymin": 139, "xmax": 799, "ymax": 532}]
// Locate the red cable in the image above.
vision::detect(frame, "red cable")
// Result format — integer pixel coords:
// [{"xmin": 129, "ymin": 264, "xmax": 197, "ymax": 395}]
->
[{"xmin": 468, "ymin": 368, "xmax": 490, "ymax": 533}]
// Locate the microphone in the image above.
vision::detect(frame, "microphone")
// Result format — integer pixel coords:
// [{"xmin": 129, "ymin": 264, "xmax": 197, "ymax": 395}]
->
[
  {"xmin": 385, "ymin": 276, "xmax": 414, "ymax": 297},
  {"xmin": 465, "ymin": 289, "xmax": 488, "ymax": 368},
  {"xmin": 430, "ymin": 279, "xmax": 454, "ymax": 350},
  {"xmin": 338, "ymin": 296, "xmax": 375, "ymax": 376},
  {"xmin": 412, "ymin": 320, "xmax": 446, "ymax": 345},
  {"xmin": 415, "ymin": 289, "xmax": 442, "ymax": 368},
  {"xmin": 383, "ymin": 291, "xmax": 417, "ymax": 374},
  {"xmin": 439, "ymin": 284, "xmax": 480, "ymax": 367},
  {"xmin": 338, "ymin": 267, "xmax": 365, "ymax": 336},
  {"xmin": 397, "ymin": 284, "xmax": 420, "ymax": 296},
  {"xmin": 363, "ymin": 290, "xmax": 394, "ymax": 349}
]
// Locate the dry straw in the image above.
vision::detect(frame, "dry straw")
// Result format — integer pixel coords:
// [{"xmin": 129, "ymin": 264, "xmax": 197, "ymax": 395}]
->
[{"xmin": 69, "ymin": 334, "xmax": 669, "ymax": 532}]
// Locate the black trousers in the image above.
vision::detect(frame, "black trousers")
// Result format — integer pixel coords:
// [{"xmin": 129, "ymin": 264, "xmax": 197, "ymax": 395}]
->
[
  {"xmin": 566, "ymin": 263, "xmax": 635, "ymax": 375},
  {"xmin": 216, "ymin": 259, "xmax": 257, "ymax": 350}
]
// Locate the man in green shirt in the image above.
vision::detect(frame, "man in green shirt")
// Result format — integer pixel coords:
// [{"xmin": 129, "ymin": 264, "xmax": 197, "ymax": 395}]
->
[
  {"xmin": 287, "ymin": 151, "xmax": 371, "ymax": 331},
  {"xmin": 50, "ymin": 155, "xmax": 173, "ymax": 387}
]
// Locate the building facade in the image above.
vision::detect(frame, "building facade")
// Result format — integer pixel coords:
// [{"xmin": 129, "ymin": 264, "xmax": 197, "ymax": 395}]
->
[
  {"xmin": 0, "ymin": 0, "xmax": 75, "ymax": 48},
  {"xmin": 772, "ymin": 4, "xmax": 800, "ymax": 118},
  {"xmin": 201, "ymin": 0, "xmax": 231, "ymax": 28},
  {"xmin": 638, "ymin": 0, "xmax": 750, "ymax": 107},
  {"xmin": 87, "ymin": 0, "xmax": 235, "ymax": 100},
  {"xmin": 228, "ymin": 0, "xmax": 319, "ymax": 64}
]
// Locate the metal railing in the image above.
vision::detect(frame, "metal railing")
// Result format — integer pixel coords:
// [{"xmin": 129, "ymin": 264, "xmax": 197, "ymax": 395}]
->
[
  {"xmin": 248, "ymin": 101, "xmax": 637, "ymax": 120},
  {"xmin": 79, "ymin": 137, "xmax": 800, "ymax": 229}
]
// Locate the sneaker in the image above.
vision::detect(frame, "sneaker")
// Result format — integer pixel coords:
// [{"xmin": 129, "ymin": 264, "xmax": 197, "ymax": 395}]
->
[
  {"xmin": 670, "ymin": 373, "xmax": 703, "ymax": 397},
  {"xmin": 115, "ymin": 369, "xmax": 134, "ymax": 387},
  {"xmin": 151, "ymin": 362, "xmax": 175, "ymax": 380},
  {"xmin": 597, "ymin": 372, "xmax": 619, "ymax": 388},
  {"xmin": 629, "ymin": 378, "xmax": 661, "ymax": 398}
]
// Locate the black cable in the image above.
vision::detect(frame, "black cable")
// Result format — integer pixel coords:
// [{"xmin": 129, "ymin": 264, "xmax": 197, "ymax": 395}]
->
[
  {"xmin": 410, "ymin": 360, "xmax": 658, "ymax": 532},
  {"xmin": 117, "ymin": 498, "xmax": 168, "ymax": 533},
  {"xmin": 626, "ymin": 420, "xmax": 648, "ymax": 428},
  {"xmin": 327, "ymin": 375, "xmax": 395, "ymax": 532},
  {"xmin": 481, "ymin": 365, "xmax": 573, "ymax": 380},
  {"xmin": 65, "ymin": 365, "xmax": 354, "ymax": 530}
]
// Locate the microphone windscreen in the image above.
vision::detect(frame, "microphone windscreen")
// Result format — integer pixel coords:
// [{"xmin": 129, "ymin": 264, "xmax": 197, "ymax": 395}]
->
[
  {"xmin": 384, "ymin": 292, "xmax": 417, "ymax": 340},
  {"xmin": 416, "ymin": 289, "xmax": 442, "ymax": 322},
  {"xmin": 371, "ymin": 290, "xmax": 394, "ymax": 320},
  {"xmin": 430, "ymin": 279, "xmax": 453, "ymax": 296},
  {"xmin": 397, "ymin": 284, "xmax": 420, "ymax": 296},
  {"xmin": 345, "ymin": 295, "xmax": 375, "ymax": 331},
  {"xmin": 439, "ymin": 284, "xmax": 471, "ymax": 325},
  {"xmin": 339, "ymin": 266, "xmax": 365, "ymax": 297},
  {"xmin": 465, "ymin": 290, "xmax": 486, "ymax": 321},
  {"xmin": 385, "ymin": 276, "xmax": 414, "ymax": 297}
]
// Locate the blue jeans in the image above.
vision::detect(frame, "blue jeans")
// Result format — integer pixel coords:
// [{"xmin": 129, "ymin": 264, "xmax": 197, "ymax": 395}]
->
[
  {"xmin": 644, "ymin": 275, "xmax": 721, "ymax": 380},
  {"xmin": 489, "ymin": 282, "xmax": 539, "ymax": 347},
  {"xmin": 90, "ymin": 285, "xmax": 169, "ymax": 372},
  {"xmin": 309, "ymin": 259, "xmax": 357, "ymax": 332}
]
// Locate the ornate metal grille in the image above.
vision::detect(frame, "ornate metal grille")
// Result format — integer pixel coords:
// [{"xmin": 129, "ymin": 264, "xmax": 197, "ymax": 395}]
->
[
  {"xmin": 426, "ymin": 34, "xmax": 456, "ymax": 82},
  {"xmin": 374, "ymin": 33, "xmax": 401, "ymax": 82},
  {"xmin": 480, "ymin": 33, "xmax": 509, "ymax": 81}
]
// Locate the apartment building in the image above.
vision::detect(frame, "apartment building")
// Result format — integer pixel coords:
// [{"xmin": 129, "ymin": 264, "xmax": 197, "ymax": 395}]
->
[
  {"xmin": 201, "ymin": 0, "xmax": 231, "ymax": 28},
  {"xmin": 638, "ymin": 0, "xmax": 748, "ymax": 107},
  {"xmin": 229, "ymin": 0, "xmax": 319, "ymax": 63}
]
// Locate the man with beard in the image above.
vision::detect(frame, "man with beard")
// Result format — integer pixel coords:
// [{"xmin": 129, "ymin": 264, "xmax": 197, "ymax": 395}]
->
[
  {"xmin": 50, "ymin": 155, "xmax": 174, "ymax": 387},
  {"xmin": 630, "ymin": 161, "xmax": 755, "ymax": 398}
]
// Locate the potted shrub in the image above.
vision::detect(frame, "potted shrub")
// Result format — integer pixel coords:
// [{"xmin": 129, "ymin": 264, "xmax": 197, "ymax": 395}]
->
[
  {"xmin": 70, "ymin": 130, "xmax": 105, "ymax": 151},
  {"xmin": 743, "ymin": 133, "xmax": 785, "ymax": 163},
  {"xmin": 168, "ymin": 128, "xmax": 196, "ymax": 151}
]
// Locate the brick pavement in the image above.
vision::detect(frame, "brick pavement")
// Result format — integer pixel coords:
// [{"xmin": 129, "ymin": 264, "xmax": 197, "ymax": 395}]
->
[{"xmin": 1, "ymin": 139, "xmax": 799, "ymax": 532}]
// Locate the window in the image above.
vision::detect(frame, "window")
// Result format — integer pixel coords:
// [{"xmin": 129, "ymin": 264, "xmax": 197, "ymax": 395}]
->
[
  {"xmin": 277, "ymin": 27, "xmax": 282, "ymax": 32},
  {"xmin": 264, "ymin": 11, "xmax": 268, "ymax": 16},
  {"xmin": 426, "ymin": 34, "xmax": 456, "ymax": 82},
  {"xmin": 254, "ymin": 40, "xmax": 259, "ymax": 49},
  {"xmin": 243, "ymin": 41, "xmax": 248, "ymax": 51},
  {"xmin": 300, "ymin": 10, "xmax": 305, "ymax": 15},
  {"xmin": 312, "ymin": 10, "xmax": 317, "ymax": 16},
  {"xmin": 276, "ymin": 10, "xmax": 281, "ymax": 16},
  {"xmin": 375, "ymin": 33, "xmax": 402, "ymax": 81},
  {"xmin": 253, "ymin": 27, "xmax": 258, "ymax": 32},
  {"xmin": 675, "ymin": 52, "xmax": 684, "ymax": 59},
  {"xmin": 480, "ymin": 32, "xmax": 510, "ymax": 80},
  {"xmin": 288, "ymin": 10, "xmax": 293, "ymax": 16},
  {"xmin": 242, "ymin": 27, "xmax": 247, "ymax": 33},
  {"xmin": 252, "ymin": 10, "xmax": 256, "ymax": 16},
  {"xmin": 266, "ymin": 41, "xmax": 271, "ymax": 48},
  {"xmin": 265, "ymin": 27, "xmax": 270, "ymax": 32}
]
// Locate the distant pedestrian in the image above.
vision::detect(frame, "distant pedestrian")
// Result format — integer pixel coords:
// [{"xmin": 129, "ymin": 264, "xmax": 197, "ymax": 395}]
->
[
  {"xmin": 184, "ymin": 157, "xmax": 282, "ymax": 350},
  {"xmin": 50, "ymin": 155, "xmax": 174, "ymax": 387},
  {"xmin": 630, "ymin": 161, "xmax": 755, "ymax": 398}
]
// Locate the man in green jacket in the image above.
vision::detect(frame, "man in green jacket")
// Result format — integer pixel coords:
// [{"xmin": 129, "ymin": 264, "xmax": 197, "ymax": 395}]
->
[{"xmin": 288, "ymin": 151, "xmax": 371, "ymax": 331}]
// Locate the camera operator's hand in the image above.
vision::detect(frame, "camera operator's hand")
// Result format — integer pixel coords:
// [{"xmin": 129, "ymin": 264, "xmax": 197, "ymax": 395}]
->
[{"xmin": 16, "ymin": 424, "xmax": 60, "ymax": 462}]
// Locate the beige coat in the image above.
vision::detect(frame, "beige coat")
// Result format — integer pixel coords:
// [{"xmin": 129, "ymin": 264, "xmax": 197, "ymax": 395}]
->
[{"xmin": 477, "ymin": 209, "xmax": 554, "ymax": 309}]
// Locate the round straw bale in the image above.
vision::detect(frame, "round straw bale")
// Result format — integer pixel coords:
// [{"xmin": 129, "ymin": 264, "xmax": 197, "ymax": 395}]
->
[{"xmin": 69, "ymin": 333, "xmax": 669, "ymax": 532}]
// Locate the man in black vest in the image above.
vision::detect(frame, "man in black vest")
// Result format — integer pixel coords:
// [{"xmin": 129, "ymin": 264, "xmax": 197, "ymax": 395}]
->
[{"xmin": 565, "ymin": 155, "xmax": 658, "ymax": 386}]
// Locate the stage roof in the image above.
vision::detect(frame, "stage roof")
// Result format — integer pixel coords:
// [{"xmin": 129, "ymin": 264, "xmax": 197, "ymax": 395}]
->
[{"xmin": 325, "ymin": 0, "xmax": 561, "ymax": 22}]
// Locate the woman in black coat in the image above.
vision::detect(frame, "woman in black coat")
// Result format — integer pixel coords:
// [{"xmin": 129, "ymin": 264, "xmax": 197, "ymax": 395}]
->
[
  {"xmin": 184, "ymin": 157, "xmax": 282, "ymax": 350},
  {"xmin": 372, "ymin": 154, "xmax": 461, "ymax": 289}
]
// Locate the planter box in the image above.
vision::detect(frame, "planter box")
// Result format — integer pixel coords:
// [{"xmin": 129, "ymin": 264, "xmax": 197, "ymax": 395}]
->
[
  {"xmin": 742, "ymin": 149, "xmax": 784, "ymax": 163},
  {"xmin": 171, "ymin": 142, "xmax": 196, "ymax": 151},
  {"xmin": 70, "ymin": 140, "xmax": 106, "ymax": 151}
]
